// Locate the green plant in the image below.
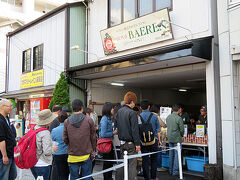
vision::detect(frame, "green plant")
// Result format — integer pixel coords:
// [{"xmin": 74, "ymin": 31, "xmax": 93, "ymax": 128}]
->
[{"xmin": 48, "ymin": 72, "xmax": 71, "ymax": 111}]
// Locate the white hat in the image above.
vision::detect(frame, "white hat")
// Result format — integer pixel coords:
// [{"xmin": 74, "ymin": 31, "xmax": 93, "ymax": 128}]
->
[{"xmin": 36, "ymin": 109, "xmax": 57, "ymax": 126}]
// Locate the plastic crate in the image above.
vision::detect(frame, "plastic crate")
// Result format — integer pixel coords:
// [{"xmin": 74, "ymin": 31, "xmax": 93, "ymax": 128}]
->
[
  {"xmin": 185, "ymin": 156, "xmax": 209, "ymax": 172},
  {"xmin": 162, "ymin": 154, "xmax": 169, "ymax": 167}
]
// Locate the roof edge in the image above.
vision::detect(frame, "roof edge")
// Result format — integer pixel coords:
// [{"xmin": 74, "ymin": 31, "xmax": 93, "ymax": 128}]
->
[{"xmin": 7, "ymin": 1, "xmax": 84, "ymax": 37}]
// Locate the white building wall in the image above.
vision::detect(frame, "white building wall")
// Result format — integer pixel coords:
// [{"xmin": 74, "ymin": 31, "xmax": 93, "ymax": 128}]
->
[
  {"xmin": 8, "ymin": 10, "xmax": 66, "ymax": 92},
  {"xmin": 88, "ymin": 0, "xmax": 214, "ymax": 63},
  {"xmin": 218, "ymin": 0, "xmax": 240, "ymax": 179},
  {"xmin": 88, "ymin": 0, "xmax": 219, "ymax": 165}
]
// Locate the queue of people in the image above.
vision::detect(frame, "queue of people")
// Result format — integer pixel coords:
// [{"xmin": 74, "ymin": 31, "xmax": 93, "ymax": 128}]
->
[{"xmin": 0, "ymin": 94, "xmax": 208, "ymax": 180}]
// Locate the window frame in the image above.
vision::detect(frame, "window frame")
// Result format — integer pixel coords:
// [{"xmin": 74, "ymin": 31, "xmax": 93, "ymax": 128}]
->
[
  {"xmin": 108, "ymin": 0, "xmax": 172, "ymax": 27},
  {"xmin": 33, "ymin": 44, "xmax": 44, "ymax": 71},
  {"xmin": 22, "ymin": 48, "xmax": 31, "ymax": 73}
]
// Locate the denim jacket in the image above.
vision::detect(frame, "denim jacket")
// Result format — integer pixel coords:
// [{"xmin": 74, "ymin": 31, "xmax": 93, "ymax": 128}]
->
[
  {"xmin": 99, "ymin": 115, "xmax": 113, "ymax": 139},
  {"xmin": 51, "ymin": 123, "xmax": 68, "ymax": 155}
]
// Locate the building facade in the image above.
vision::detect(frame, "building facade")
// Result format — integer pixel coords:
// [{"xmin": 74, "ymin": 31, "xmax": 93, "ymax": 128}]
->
[
  {"xmin": 0, "ymin": 0, "xmax": 67, "ymax": 93},
  {"xmin": 67, "ymin": 0, "xmax": 222, "ymax": 177},
  {"xmin": 217, "ymin": 0, "xmax": 240, "ymax": 179},
  {"xmin": 3, "ymin": 2, "xmax": 86, "ymax": 127}
]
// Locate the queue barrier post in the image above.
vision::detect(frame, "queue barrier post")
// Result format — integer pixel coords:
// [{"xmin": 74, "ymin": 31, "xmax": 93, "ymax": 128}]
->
[
  {"xmin": 177, "ymin": 143, "xmax": 183, "ymax": 180},
  {"xmin": 124, "ymin": 151, "xmax": 128, "ymax": 180}
]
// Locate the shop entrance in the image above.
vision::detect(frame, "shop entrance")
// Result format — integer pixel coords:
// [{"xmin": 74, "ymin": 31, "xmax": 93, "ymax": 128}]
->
[{"xmin": 89, "ymin": 62, "xmax": 208, "ymax": 175}]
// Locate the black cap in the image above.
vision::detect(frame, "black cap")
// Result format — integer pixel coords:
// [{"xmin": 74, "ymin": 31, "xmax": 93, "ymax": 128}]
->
[
  {"xmin": 200, "ymin": 105, "xmax": 207, "ymax": 111},
  {"xmin": 62, "ymin": 107, "xmax": 71, "ymax": 112}
]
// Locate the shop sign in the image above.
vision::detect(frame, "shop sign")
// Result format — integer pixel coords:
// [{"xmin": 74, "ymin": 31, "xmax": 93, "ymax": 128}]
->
[
  {"xmin": 29, "ymin": 94, "xmax": 45, "ymax": 99},
  {"xmin": 100, "ymin": 8, "xmax": 173, "ymax": 55},
  {"xmin": 21, "ymin": 69, "xmax": 44, "ymax": 89}
]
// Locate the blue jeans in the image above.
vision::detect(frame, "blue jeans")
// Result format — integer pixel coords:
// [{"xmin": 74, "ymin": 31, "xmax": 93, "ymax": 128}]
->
[
  {"xmin": 69, "ymin": 158, "xmax": 92, "ymax": 180},
  {"xmin": 169, "ymin": 143, "xmax": 182, "ymax": 176},
  {"xmin": 0, "ymin": 157, "xmax": 17, "ymax": 180},
  {"xmin": 30, "ymin": 165, "xmax": 51, "ymax": 180}
]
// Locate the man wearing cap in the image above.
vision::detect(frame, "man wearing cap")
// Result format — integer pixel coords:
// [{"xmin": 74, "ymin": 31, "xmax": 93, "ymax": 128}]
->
[
  {"xmin": 63, "ymin": 99, "xmax": 96, "ymax": 180},
  {"xmin": 30, "ymin": 109, "xmax": 57, "ymax": 180},
  {"xmin": 115, "ymin": 92, "xmax": 140, "ymax": 180},
  {"xmin": 197, "ymin": 105, "xmax": 207, "ymax": 127},
  {"xmin": 0, "ymin": 99, "xmax": 17, "ymax": 180}
]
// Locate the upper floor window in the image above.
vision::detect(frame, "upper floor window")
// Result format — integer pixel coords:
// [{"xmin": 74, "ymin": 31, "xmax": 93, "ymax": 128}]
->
[
  {"xmin": 22, "ymin": 49, "xmax": 31, "ymax": 73},
  {"xmin": 33, "ymin": 44, "xmax": 43, "ymax": 70},
  {"xmin": 108, "ymin": 0, "xmax": 172, "ymax": 27}
]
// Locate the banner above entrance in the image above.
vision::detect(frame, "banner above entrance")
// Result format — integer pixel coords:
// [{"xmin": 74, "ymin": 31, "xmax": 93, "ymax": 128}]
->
[
  {"xmin": 100, "ymin": 8, "xmax": 173, "ymax": 55},
  {"xmin": 21, "ymin": 69, "xmax": 44, "ymax": 89}
]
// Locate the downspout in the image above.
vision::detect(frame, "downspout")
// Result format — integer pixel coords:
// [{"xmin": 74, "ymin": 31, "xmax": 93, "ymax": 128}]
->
[
  {"xmin": 5, "ymin": 35, "xmax": 10, "ymax": 94},
  {"xmin": 83, "ymin": 1, "xmax": 89, "ymax": 106}
]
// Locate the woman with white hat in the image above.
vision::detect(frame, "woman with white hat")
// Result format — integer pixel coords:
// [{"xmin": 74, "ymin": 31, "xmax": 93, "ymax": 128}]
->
[{"xmin": 30, "ymin": 109, "xmax": 57, "ymax": 180}]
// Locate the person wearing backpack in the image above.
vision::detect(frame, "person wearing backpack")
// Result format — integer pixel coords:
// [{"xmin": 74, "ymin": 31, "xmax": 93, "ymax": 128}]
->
[
  {"xmin": 166, "ymin": 104, "xmax": 184, "ymax": 176},
  {"xmin": 30, "ymin": 109, "xmax": 57, "ymax": 180},
  {"xmin": 0, "ymin": 99, "xmax": 17, "ymax": 180},
  {"xmin": 139, "ymin": 100, "xmax": 161, "ymax": 180}
]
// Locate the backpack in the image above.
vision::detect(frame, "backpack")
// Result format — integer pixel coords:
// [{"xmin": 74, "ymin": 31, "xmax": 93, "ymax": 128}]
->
[
  {"xmin": 14, "ymin": 125, "xmax": 49, "ymax": 169},
  {"xmin": 97, "ymin": 138, "xmax": 113, "ymax": 154},
  {"xmin": 139, "ymin": 113, "xmax": 155, "ymax": 146}
]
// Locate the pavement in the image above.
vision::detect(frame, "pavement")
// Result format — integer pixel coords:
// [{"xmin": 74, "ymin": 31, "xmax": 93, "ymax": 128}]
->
[{"xmin": 16, "ymin": 161, "xmax": 204, "ymax": 180}]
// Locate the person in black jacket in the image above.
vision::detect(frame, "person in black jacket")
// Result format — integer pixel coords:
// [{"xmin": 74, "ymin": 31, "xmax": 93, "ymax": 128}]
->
[
  {"xmin": 115, "ymin": 92, "xmax": 140, "ymax": 180},
  {"xmin": 0, "ymin": 99, "xmax": 17, "ymax": 180}
]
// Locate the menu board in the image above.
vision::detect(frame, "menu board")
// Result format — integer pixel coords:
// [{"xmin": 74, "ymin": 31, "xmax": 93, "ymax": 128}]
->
[
  {"xmin": 30, "ymin": 100, "xmax": 40, "ymax": 125},
  {"xmin": 196, "ymin": 125, "xmax": 205, "ymax": 137}
]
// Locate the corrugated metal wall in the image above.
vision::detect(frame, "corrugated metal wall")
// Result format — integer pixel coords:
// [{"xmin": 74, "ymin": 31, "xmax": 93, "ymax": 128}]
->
[
  {"xmin": 69, "ymin": 6, "xmax": 86, "ymax": 67},
  {"xmin": 69, "ymin": 78, "xmax": 85, "ymax": 104}
]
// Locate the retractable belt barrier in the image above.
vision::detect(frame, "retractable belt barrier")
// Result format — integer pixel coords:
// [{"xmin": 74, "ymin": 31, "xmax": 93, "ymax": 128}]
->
[{"xmin": 77, "ymin": 143, "xmax": 183, "ymax": 180}]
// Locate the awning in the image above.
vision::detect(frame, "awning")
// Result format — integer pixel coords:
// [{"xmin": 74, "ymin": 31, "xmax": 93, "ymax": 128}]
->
[{"xmin": 67, "ymin": 36, "xmax": 212, "ymax": 80}]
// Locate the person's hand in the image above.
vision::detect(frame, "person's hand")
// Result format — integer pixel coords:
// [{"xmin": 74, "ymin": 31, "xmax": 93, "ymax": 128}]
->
[
  {"xmin": 158, "ymin": 140, "xmax": 162, "ymax": 147},
  {"xmin": 136, "ymin": 146, "xmax": 141, "ymax": 153},
  {"xmin": 113, "ymin": 130, "xmax": 118, "ymax": 135},
  {"xmin": 53, "ymin": 146, "xmax": 58, "ymax": 152},
  {"xmin": 91, "ymin": 151, "xmax": 96, "ymax": 161},
  {"xmin": 3, "ymin": 155, "xmax": 9, "ymax": 165},
  {"xmin": 197, "ymin": 120, "xmax": 200, "ymax": 124}
]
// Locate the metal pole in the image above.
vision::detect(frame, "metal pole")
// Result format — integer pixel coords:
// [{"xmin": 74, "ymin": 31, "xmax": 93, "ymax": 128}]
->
[
  {"xmin": 124, "ymin": 151, "xmax": 128, "ymax": 180},
  {"xmin": 177, "ymin": 143, "xmax": 183, "ymax": 180}
]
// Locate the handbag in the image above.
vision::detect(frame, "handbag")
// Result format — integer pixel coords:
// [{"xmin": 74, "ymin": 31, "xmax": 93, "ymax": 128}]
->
[{"xmin": 97, "ymin": 139, "xmax": 112, "ymax": 153}]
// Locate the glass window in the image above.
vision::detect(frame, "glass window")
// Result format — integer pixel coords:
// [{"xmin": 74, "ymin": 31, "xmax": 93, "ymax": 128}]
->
[
  {"xmin": 22, "ymin": 49, "xmax": 31, "ymax": 73},
  {"xmin": 156, "ymin": 0, "xmax": 172, "ymax": 10},
  {"xmin": 33, "ymin": 44, "xmax": 43, "ymax": 70},
  {"xmin": 139, "ymin": 0, "xmax": 153, "ymax": 16},
  {"xmin": 110, "ymin": 0, "xmax": 122, "ymax": 26},
  {"xmin": 123, "ymin": 0, "xmax": 135, "ymax": 22},
  {"xmin": 108, "ymin": 0, "xmax": 172, "ymax": 27}
]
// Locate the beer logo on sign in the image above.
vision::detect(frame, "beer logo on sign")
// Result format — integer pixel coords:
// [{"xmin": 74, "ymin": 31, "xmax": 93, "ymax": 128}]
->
[{"xmin": 104, "ymin": 33, "xmax": 117, "ymax": 54}]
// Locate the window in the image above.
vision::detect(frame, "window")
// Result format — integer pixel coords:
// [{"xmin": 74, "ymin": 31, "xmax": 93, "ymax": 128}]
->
[
  {"xmin": 109, "ymin": 0, "xmax": 172, "ymax": 27},
  {"xmin": 33, "ymin": 44, "xmax": 43, "ymax": 70},
  {"xmin": 22, "ymin": 49, "xmax": 31, "ymax": 73}
]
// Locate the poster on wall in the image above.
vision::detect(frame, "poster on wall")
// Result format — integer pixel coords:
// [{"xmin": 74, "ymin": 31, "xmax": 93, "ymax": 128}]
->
[
  {"xmin": 196, "ymin": 125, "xmax": 205, "ymax": 137},
  {"xmin": 160, "ymin": 107, "xmax": 172, "ymax": 124},
  {"xmin": 30, "ymin": 100, "xmax": 40, "ymax": 125}
]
